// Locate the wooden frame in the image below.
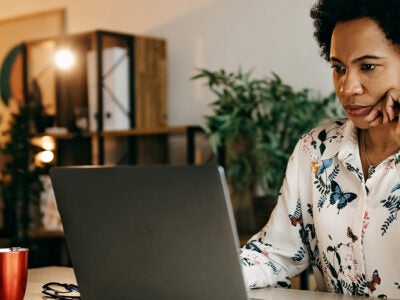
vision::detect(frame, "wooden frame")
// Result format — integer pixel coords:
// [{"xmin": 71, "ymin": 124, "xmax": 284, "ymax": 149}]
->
[{"xmin": 0, "ymin": 9, "xmax": 66, "ymax": 141}]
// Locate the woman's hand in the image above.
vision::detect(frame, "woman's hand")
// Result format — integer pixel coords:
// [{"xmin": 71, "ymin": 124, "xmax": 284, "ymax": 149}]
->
[
  {"xmin": 364, "ymin": 89, "xmax": 400, "ymax": 144},
  {"xmin": 364, "ymin": 89, "xmax": 400, "ymax": 126}
]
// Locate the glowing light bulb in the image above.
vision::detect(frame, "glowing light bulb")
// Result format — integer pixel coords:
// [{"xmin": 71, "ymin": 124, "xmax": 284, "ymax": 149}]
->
[
  {"xmin": 41, "ymin": 136, "xmax": 56, "ymax": 151},
  {"xmin": 37, "ymin": 150, "xmax": 54, "ymax": 164},
  {"xmin": 54, "ymin": 48, "xmax": 74, "ymax": 69}
]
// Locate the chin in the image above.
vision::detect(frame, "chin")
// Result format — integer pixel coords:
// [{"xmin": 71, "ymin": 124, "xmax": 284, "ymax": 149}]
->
[
  {"xmin": 347, "ymin": 116, "xmax": 370, "ymax": 130},
  {"xmin": 352, "ymin": 119, "xmax": 389, "ymax": 131}
]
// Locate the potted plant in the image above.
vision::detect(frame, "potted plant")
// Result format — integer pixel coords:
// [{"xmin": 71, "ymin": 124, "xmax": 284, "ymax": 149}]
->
[
  {"xmin": 0, "ymin": 101, "xmax": 44, "ymax": 244},
  {"xmin": 192, "ymin": 68, "xmax": 341, "ymax": 233}
]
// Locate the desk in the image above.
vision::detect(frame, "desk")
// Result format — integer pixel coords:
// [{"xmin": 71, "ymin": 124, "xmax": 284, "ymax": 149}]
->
[
  {"xmin": 26, "ymin": 266, "xmax": 76, "ymax": 299},
  {"xmin": 25, "ymin": 266, "xmax": 376, "ymax": 300}
]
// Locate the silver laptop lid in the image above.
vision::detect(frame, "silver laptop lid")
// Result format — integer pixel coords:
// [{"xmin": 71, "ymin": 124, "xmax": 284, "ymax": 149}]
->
[{"xmin": 50, "ymin": 165, "xmax": 249, "ymax": 300}]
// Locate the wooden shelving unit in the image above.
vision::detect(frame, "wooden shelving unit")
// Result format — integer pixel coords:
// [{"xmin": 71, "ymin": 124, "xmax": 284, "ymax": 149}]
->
[{"xmin": 24, "ymin": 29, "xmax": 175, "ymax": 167}]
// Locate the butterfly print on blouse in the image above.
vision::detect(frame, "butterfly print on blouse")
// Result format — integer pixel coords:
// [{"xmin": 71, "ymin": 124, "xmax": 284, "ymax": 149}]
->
[
  {"xmin": 329, "ymin": 181, "xmax": 357, "ymax": 213},
  {"xmin": 346, "ymin": 226, "xmax": 358, "ymax": 243},
  {"xmin": 367, "ymin": 270, "xmax": 381, "ymax": 292},
  {"xmin": 316, "ymin": 158, "xmax": 333, "ymax": 177},
  {"xmin": 289, "ymin": 200, "xmax": 302, "ymax": 227}
]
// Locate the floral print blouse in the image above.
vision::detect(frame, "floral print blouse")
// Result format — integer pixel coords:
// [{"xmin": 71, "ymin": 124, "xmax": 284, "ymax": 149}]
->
[{"xmin": 240, "ymin": 119, "xmax": 400, "ymax": 299}]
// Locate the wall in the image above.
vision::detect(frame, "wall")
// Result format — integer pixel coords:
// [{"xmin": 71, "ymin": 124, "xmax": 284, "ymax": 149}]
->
[{"xmin": 0, "ymin": 0, "xmax": 333, "ymax": 128}]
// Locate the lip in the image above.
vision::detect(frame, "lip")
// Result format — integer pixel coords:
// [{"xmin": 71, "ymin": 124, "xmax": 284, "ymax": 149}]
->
[{"xmin": 345, "ymin": 105, "xmax": 373, "ymax": 117}]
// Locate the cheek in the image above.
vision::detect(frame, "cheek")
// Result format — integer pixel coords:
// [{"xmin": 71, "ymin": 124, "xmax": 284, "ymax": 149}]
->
[
  {"xmin": 336, "ymin": 95, "xmax": 347, "ymax": 108},
  {"xmin": 332, "ymin": 74, "xmax": 342, "ymax": 95},
  {"xmin": 374, "ymin": 65, "xmax": 400, "ymax": 91},
  {"xmin": 386, "ymin": 71, "xmax": 400, "ymax": 90},
  {"xmin": 365, "ymin": 76, "xmax": 396, "ymax": 100}
]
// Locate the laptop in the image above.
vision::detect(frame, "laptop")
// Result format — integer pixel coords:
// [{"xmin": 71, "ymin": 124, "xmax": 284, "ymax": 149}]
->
[{"xmin": 50, "ymin": 165, "xmax": 255, "ymax": 300}]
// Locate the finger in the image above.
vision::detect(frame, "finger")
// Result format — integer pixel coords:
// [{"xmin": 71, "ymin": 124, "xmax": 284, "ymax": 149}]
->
[
  {"xmin": 364, "ymin": 108, "xmax": 381, "ymax": 123},
  {"xmin": 387, "ymin": 102, "xmax": 400, "ymax": 122},
  {"xmin": 385, "ymin": 98, "xmax": 396, "ymax": 121},
  {"xmin": 381, "ymin": 103, "xmax": 392, "ymax": 124},
  {"xmin": 385, "ymin": 95, "xmax": 397, "ymax": 121},
  {"xmin": 368, "ymin": 114, "xmax": 383, "ymax": 127},
  {"xmin": 382, "ymin": 109, "xmax": 390, "ymax": 124},
  {"xmin": 365, "ymin": 93, "xmax": 387, "ymax": 123},
  {"xmin": 385, "ymin": 89, "xmax": 400, "ymax": 121}
]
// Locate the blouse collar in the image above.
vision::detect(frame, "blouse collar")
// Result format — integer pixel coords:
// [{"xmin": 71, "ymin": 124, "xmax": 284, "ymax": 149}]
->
[
  {"xmin": 316, "ymin": 118, "xmax": 358, "ymax": 163},
  {"xmin": 322, "ymin": 119, "xmax": 400, "ymax": 169}
]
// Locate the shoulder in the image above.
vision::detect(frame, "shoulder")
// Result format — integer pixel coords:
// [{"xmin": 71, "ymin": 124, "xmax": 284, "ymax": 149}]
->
[
  {"xmin": 303, "ymin": 118, "xmax": 348, "ymax": 141},
  {"xmin": 297, "ymin": 118, "xmax": 350, "ymax": 160}
]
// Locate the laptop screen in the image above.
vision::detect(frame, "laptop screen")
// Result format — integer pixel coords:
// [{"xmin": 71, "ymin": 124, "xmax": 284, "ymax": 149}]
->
[{"xmin": 50, "ymin": 165, "xmax": 249, "ymax": 300}]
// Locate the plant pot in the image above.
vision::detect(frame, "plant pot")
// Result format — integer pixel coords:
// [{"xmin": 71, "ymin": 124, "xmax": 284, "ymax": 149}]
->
[
  {"xmin": 230, "ymin": 191, "xmax": 277, "ymax": 235},
  {"xmin": 253, "ymin": 194, "xmax": 277, "ymax": 232},
  {"xmin": 230, "ymin": 192, "xmax": 255, "ymax": 235}
]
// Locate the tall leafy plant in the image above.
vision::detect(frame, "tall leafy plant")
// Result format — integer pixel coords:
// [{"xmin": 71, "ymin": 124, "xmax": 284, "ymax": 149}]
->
[
  {"xmin": 1, "ymin": 105, "xmax": 43, "ymax": 244},
  {"xmin": 192, "ymin": 68, "xmax": 341, "ymax": 198}
]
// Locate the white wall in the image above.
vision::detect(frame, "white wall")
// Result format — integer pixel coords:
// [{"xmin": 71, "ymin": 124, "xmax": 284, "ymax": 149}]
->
[{"xmin": 0, "ymin": 0, "xmax": 333, "ymax": 126}]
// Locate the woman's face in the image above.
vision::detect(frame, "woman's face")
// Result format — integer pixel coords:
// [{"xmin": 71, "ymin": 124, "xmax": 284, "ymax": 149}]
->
[{"xmin": 330, "ymin": 17, "xmax": 400, "ymax": 129}]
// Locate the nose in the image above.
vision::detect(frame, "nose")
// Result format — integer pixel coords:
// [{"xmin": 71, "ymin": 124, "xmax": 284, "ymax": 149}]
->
[{"xmin": 337, "ymin": 71, "xmax": 363, "ymax": 96}]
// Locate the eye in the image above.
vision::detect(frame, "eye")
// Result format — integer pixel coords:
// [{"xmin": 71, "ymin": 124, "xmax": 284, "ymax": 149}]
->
[
  {"xmin": 331, "ymin": 64, "xmax": 346, "ymax": 74},
  {"xmin": 360, "ymin": 64, "xmax": 376, "ymax": 72}
]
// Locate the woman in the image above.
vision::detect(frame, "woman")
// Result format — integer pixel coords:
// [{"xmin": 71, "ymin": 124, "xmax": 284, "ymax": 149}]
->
[{"xmin": 240, "ymin": 1, "xmax": 400, "ymax": 298}]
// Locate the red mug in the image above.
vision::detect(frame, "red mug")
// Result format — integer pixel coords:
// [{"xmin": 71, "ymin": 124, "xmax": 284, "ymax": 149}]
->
[{"xmin": 0, "ymin": 247, "xmax": 29, "ymax": 300}]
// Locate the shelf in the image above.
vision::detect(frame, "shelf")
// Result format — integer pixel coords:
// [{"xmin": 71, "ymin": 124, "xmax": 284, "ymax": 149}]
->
[
  {"xmin": 101, "ymin": 126, "xmax": 188, "ymax": 137},
  {"xmin": 29, "ymin": 228, "xmax": 64, "ymax": 239},
  {"xmin": 31, "ymin": 125, "xmax": 204, "ymax": 165},
  {"xmin": 32, "ymin": 126, "xmax": 191, "ymax": 139},
  {"xmin": 32, "ymin": 131, "xmax": 95, "ymax": 139}
]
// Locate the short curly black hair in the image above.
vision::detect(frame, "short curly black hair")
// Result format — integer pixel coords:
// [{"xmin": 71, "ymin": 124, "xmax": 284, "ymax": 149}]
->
[{"xmin": 310, "ymin": 0, "xmax": 400, "ymax": 61}]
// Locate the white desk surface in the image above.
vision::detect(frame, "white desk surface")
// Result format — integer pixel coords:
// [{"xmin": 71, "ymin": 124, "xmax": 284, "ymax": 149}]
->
[{"xmin": 25, "ymin": 266, "xmax": 376, "ymax": 300}]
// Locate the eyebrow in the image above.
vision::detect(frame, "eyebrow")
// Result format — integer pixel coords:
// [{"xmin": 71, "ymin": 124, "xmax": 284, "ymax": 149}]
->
[{"xmin": 330, "ymin": 55, "xmax": 384, "ymax": 64}]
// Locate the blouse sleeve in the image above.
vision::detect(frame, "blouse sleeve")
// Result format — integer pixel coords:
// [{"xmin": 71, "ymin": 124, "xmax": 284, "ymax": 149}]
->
[{"xmin": 239, "ymin": 141, "xmax": 310, "ymax": 289}]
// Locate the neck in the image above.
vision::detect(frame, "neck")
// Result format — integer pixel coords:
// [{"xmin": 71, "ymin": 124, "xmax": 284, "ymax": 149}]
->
[
  {"xmin": 362, "ymin": 127, "xmax": 398, "ymax": 151},
  {"xmin": 360, "ymin": 127, "xmax": 400, "ymax": 178}
]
